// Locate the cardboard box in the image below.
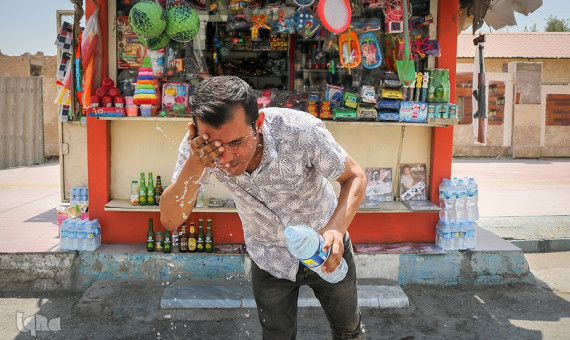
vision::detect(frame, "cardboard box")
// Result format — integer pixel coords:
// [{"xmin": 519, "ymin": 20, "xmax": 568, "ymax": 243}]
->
[{"xmin": 399, "ymin": 101, "xmax": 428, "ymax": 123}]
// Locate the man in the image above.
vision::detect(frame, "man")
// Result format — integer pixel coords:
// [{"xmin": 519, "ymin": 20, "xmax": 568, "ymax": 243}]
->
[{"xmin": 160, "ymin": 76, "xmax": 367, "ymax": 339}]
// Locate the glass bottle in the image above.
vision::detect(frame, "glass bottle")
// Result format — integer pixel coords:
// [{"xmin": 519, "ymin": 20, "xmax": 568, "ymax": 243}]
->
[
  {"xmin": 196, "ymin": 219, "xmax": 205, "ymax": 252},
  {"xmin": 188, "ymin": 222, "xmax": 197, "ymax": 252},
  {"xmin": 205, "ymin": 219, "xmax": 213, "ymax": 253},
  {"xmin": 155, "ymin": 176, "xmax": 164, "ymax": 205},
  {"xmin": 163, "ymin": 229, "xmax": 172, "ymax": 253},
  {"xmin": 147, "ymin": 172, "xmax": 155, "ymax": 206},
  {"xmin": 155, "ymin": 231, "xmax": 163, "ymax": 252},
  {"xmin": 138, "ymin": 173, "xmax": 147, "ymax": 206},
  {"xmin": 179, "ymin": 223, "xmax": 188, "ymax": 252},
  {"xmin": 131, "ymin": 181, "xmax": 139, "ymax": 205},
  {"xmin": 146, "ymin": 218, "xmax": 155, "ymax": 252}
]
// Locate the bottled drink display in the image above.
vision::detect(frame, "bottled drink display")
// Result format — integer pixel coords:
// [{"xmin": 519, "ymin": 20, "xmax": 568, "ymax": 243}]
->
[
  {"xmin": 196, "ymin": 219, "xmax": 205, "ymax": 252},
  {"xmin": 130, "ymin": 181, "xmax": 139, "ymax": 205},
  {"xmin": 163, "ymin": 230, "xmax": 172, "ymax": 253},
  {"xmin": 155, "ymin": 176, "xmax": 164, "ymax": 205},
  {"xmin": 436, "ymin": 177, "xmax": 479, "ymax": 250},
  {"xmin": 179, "ymin": 223, "xmax": 188, "ymax": 252},
  {"xmin": 70, "ymin": 187, "xmax": 89, "ymax": 205},
  {"xmin": 205, "ymin": 219, "xmax": 213, "ymax": 253},
  {"xmin": 147, "ymin": 218, "xmax": 155, "ymax": 252},
  {"xmin": 188, "ymin": 222, "xmax": 197, "ymax": 252},
  {"xmin": 284, "ymin": 225, "xmax": 348, "ymax": 284},
  {"xmin": 139, "ymin": 172, "xmax": 147, "ymax": 206},
  {"xmin": 147, "ymin": 172, "xmax": 156, "ymax": 206}
]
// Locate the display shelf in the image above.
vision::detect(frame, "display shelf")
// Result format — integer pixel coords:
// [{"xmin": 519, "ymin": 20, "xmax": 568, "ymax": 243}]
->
[
  {"xmin": 105, "ymin": 199, "xmax": 439, "ymax": 214},
  {"xmin": 104, "ymin": 199, "xmax": 237, "ymax": 213},
  {"xmin": 97, "ymin": 116, "xmax": 451, "ymax": 127}
]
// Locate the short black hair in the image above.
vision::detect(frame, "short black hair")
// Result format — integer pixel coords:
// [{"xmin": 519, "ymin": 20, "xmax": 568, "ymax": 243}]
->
[{"xmin": 189, "ymin": 76, "xmax": 258, "ymax": 129}]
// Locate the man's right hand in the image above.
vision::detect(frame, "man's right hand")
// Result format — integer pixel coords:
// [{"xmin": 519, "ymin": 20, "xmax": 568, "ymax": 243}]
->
[{"xmin": 187, "ymin": 122, "xmax": 224, "ymax": 169}]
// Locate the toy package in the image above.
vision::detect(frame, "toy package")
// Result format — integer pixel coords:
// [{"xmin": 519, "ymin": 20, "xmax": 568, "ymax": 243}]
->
[
  {"xmin": 325, "ymin": 84, "xmax": 344, "ymax": 107},
  {"xmin": 116, "ymin": 16, "xmax": 144, "ymax": 69},
  {"xmin": 399, "ymin": 101, "xmax": 428, "ymax": 123},
  {"xmin": 162, "ymin": 82, "xmax": 189, "ymax": 112}
]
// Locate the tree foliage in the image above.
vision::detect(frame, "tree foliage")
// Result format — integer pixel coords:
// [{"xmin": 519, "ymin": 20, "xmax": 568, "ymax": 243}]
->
[{"xmin": 545, "ymin": 15, "xmax": 570, "ymax": 32}]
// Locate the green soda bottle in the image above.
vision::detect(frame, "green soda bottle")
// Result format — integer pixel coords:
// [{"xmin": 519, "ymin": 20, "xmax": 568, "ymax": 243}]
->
[
  {"xmin": 139, "ymin": 172, "xmax": 147, "ymax": 206},
  {"xmin": 147, "ymin": 172, "xmax": 155, "ymax": 206}
]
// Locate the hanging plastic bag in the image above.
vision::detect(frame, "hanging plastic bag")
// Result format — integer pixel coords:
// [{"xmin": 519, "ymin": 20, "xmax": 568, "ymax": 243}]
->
[{"xmin": 81, "ymin": 7, "xmax": 103, "ymax": 109}]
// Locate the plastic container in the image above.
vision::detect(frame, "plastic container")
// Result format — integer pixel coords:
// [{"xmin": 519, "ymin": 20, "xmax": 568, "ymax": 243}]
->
[
  {"xmin": 60, "ymin": 219, "xmax": 69, "ymax": 250},
  {"xmin": 455, "ymin": 179, "xmax": 468, "ymax": 223},
  {"xmin": 125, "ymin": 105, "xmax": 138, "ymax": 116},
  {"xmin": 140, "ymin": 104, "xmax": 152, "ymax": 117},
  {"xmin": 125, "ymin": 96, "xmax": 134, "ymax": 106},
  {"xmin": 284, "ymin": 225, "xmax": 348, "ymax": 283},
  {"xmin": 466, "ymin": 178, "xmax": 479, "ymax": 222}
]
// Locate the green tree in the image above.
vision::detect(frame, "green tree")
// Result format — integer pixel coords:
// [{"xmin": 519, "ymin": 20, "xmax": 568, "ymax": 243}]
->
[
  {"xmin": 545, "ymin": 15, "xmax": 570, "ymax": 32},
  {"xmin": 524, "ymin": 23, "xmax": 538, "ymax": 32}
]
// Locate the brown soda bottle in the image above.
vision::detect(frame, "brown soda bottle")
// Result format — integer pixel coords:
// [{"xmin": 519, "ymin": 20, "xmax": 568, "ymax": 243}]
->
[
  {"xmin": 155, "ymin": 176, "xmax": 164, "ymax": 205},
  {"xmin": 179, "ymin": 223, "xmax": 188, "ymax": 253},
  {"xmin": 196, "ymin": 219, "xmax": 205, "ymax": 252},
  {"xmin": 205, "ymin": 219, "xmax": 213, "ymax": 253},
  {"xmin": 187, "ymin": 222, "xmax": 197, "ymax": 252}
]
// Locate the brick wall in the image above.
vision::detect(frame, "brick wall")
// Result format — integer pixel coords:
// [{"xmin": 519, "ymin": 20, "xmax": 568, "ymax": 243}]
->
[
  {"xmin": 546, "ymin": 94, "xmax": 570, "ymax": 126},
  {"xmin": 455, "ymin": 73, "xmax": 505, "ymax": 126},
  {"xmin": 487, "ymin": 81, "xmax": 505, "ymax": 125}
]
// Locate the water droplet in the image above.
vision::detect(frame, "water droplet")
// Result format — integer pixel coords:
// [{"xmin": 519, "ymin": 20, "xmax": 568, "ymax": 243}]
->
[{"xmin": 164, "ymin": 314, "xmax": 171, "ymax": 319}]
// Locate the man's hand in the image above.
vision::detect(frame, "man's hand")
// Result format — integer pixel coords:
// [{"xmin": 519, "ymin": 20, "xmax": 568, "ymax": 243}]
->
[
  {"xmin": 320, "ymin": 229, "xmax": 345, "ymax": 274},
  {"xmin": 187, "ymin": 122, "xmax": 224, "ymax": 169}
]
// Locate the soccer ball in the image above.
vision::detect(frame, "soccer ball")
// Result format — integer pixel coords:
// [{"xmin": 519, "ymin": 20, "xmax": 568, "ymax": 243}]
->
[
  {"xmin": 166, "ymin": 5, "xmax": 200, "ymax": 42},
  {"xmin": 129, "ymin": 0, "xmax": 167, "ymax": 38}
]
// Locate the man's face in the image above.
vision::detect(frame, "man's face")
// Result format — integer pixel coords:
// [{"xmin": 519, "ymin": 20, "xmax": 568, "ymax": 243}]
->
[{"xmin": 195, "ymin": 105, "xmax": 263, "ymax": 177}]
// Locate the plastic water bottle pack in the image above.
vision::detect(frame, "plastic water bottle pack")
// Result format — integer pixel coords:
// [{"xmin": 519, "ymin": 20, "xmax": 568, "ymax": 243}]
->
[
  {"xmin": 60, "ymin": 218, "xmax": 101, "ymax": 251},
  {"xmin": 284, "ymin": 225, "xmax": 348, "ymax": 283},
  {"xmin": 436, "ymin": 177, "xmax": 479, "ymax": 251}
]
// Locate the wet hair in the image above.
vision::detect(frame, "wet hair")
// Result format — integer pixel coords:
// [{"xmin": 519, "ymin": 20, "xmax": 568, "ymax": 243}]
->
[{"xmin": 189, "ymin": 76, "xmax": 258, "ymax": 129}]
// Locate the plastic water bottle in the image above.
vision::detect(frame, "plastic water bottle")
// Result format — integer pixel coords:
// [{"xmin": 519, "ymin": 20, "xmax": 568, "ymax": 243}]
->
[
  {"xmin": 441, "ymin": 180, "xmax": 456, "ymax": 224},
  {"xmin": 284, "ymin": 225, "xmax": 348, "ymax": 283},
  {"xmin": 457, "ymin": 222, "xmax": 467, "ymax": 250},
  {"xmin": 92, "ymin": 219, "xmax": 101, "ymax": 249},
  {"xmin": 466, "ymin": 178, "xmax": 479, "ymax": 222},
  {"xmin": 455, "ymin": 179, "xmax": 468, "ymax": 223},
  {"xmin": 442, "ymin": 221, "xmax": 453, "ymax": 250},
  {"xmin": 84, "ymin": 220, "xmax": 95, "ymax": 251},
  {"xmin": 438, "ymin": 179, "xmax": 447, "ymax": 219},
  {"xmin": 60, "ymin": 219, "xmax": 69, "ymax": 250},
  {"xmin": 76, "ymin": 219, "xmax": 87, "ymax": 251},
  {"xmin": 467, "ymin": 221, "xmax": 477, "ymax": 249},
  {"xmin": 68, "ymin": 219, "xmax": 78, "ymax": 251}
]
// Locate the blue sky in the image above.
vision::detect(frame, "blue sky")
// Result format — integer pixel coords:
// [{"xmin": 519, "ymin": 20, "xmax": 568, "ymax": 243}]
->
[{"xmin": 0, "ymin": 0, "xmax": 568, "ymax": 56}]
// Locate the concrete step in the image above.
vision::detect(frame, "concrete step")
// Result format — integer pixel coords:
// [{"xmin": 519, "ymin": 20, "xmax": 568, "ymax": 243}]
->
[{"xmin": 160, "ymin": 282, "xmax": 409, "ymax": 309}]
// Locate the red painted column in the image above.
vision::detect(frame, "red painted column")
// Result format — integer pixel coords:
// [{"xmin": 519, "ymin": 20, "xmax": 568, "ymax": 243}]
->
[
  {"xmin": 429, "ymin": 0, "xmax": 458, "ymax": 202},
  {"xmin": 85, "ymin": 0, "xmax": 112, "ymax": 241}
]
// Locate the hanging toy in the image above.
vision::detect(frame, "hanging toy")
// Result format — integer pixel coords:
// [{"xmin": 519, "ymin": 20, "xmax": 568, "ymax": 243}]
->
[
  {"xmin": 129, "ymin": 0, "xmax": 167, "ymax": 38},
  {"xmin": 165, "ymin": 5, "xmax": 200, "ymax": 42},
  {"xmin": 339, "ymin": 29, "xmax": 361, "ymax": 72},
  {"xmin": 250, "ymin": 14, "xmax": 271, "ymax": 39},
  {"xmin": 293, "ymin": 7, "xmax": 321, "ymax": 39},
  {"xmin": 359, "ymin": 32, "xmax": 382, "ymax": 69}
]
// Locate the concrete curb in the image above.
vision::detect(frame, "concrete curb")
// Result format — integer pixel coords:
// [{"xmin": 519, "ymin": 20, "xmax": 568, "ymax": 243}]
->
[{"xmin": 478, "ymin": 216, "xmax": 570, "ymax": 253}]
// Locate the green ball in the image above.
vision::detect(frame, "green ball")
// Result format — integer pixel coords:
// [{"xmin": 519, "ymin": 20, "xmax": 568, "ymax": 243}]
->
[
  {"xmin": 138, "ymin": 31, "xmax": 170, "ymax": 50},
  {"xmin": 166, "ymin": 6, "xmax": 200, "ymax": 42},
  {"xmin": 129, "ymin": 0, "xmax": 167, "ymax": 38}
]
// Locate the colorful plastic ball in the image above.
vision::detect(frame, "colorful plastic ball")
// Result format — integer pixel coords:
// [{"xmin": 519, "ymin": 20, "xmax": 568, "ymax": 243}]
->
[
  {"xmin": 129, "ymin": 0, "xmax": 167, "ymax": 38},
  {"xmin": 138, "ymin": 31, "xmax": 170, "ymax": 50},
  {"xmin": 166, "ymin": 6, "xmax": 200, "ymax": 42}
]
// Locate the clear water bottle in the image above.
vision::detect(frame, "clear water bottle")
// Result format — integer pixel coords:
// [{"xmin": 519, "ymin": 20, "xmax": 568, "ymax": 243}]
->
[
  {"xmin": 467, "ymin": 178, "xmax": 479, "ymax": 222},
  {"xmin": 457, "ymin": 222, "xmax": 467, "ymax": 250},
  {"xmin": 467, "ymin": 221, "xmax": 477, "ymax": 249},
  {"xmin": 438, "ymin": 179, "xmax": 447, "ymax": 219},
  {"xmin": 68, "ymin": 219, "xmax": 78, "ymax": 251},
  {"xmin": 76, "ymin": 219, "xmax": 87, "ymax": 251},
  {"xmin": 455, "ymin": 179, "xmax": 468, "ymax": 223},
  {"xmin": 84, "ymin": 220, "xmax": 95, "ymax": 251},
  {"xmin": 60, "ymin": 219, "xmax": 70, "ymax": 250},
  {"xmin": 93, "ymin": 219, "xmax": 101, "ymax": 248},
  {"xmin": 441, "ymin": 221, "xmax": 452, "ymax": 250},
  {"xmin": 449, "ymin": 222, "xmax": 458, "ymax": 250},
  {"xmin": 441, "ymin": 180, "xmax": 456, "ymax": 224},
  {"xmin": 284, "ymin": 225, "xmax": 348, "ymax": 284}
]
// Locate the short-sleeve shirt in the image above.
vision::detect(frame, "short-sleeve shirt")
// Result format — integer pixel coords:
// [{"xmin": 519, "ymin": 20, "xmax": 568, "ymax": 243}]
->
[{"xmin": 172, "ymin": 107, "xmax": 347, "ymax": 281}]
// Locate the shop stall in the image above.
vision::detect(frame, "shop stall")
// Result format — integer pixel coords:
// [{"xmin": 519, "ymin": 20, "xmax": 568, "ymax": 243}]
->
[{"xmin": 82, "ymin": 0, "xmax": 458, "ymax": 246}]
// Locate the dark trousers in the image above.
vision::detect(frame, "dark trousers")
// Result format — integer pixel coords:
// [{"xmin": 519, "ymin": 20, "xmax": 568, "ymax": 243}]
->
[{"xmin": 251, "ymin": 232, "xmax": 365, "ymax": 340}]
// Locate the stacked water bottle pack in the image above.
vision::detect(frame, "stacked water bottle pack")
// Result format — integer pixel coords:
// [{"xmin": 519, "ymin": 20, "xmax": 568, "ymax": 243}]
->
[
  {"xmin": 70, "ymin": 187, "xmax": 89, "ymax": 205},
  {"xmin": 436, "ymin": 177, "xmax": 479, "ymax": 251},
  {"xmin": 60, "ymin": 218, "xmax": 101, "ymax": 251}
]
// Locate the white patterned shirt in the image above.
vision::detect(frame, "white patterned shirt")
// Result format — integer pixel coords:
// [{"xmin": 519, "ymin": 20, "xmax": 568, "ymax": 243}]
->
[{"xmin": 172, "ymin": 107, "xmax": 347, "ymax": 281}]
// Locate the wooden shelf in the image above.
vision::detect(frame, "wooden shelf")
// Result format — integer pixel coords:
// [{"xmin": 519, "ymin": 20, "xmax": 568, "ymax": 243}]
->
[
  {"xmin": 97, "ymin": 116, "xmax": 450, "ymax": 127},
  {"xmin": 105, "ymin": 199, "xmax": 439, "ymax": 214},
  {"xmin": 104, "ymin": 199, "xmax": 237, "ymax": 213}
]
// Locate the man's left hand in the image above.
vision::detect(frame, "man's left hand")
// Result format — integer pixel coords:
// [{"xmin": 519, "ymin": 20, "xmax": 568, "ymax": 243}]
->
[{"xmin": 320, "ymin": 229, "xmax": 344, "ymax": 274}]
